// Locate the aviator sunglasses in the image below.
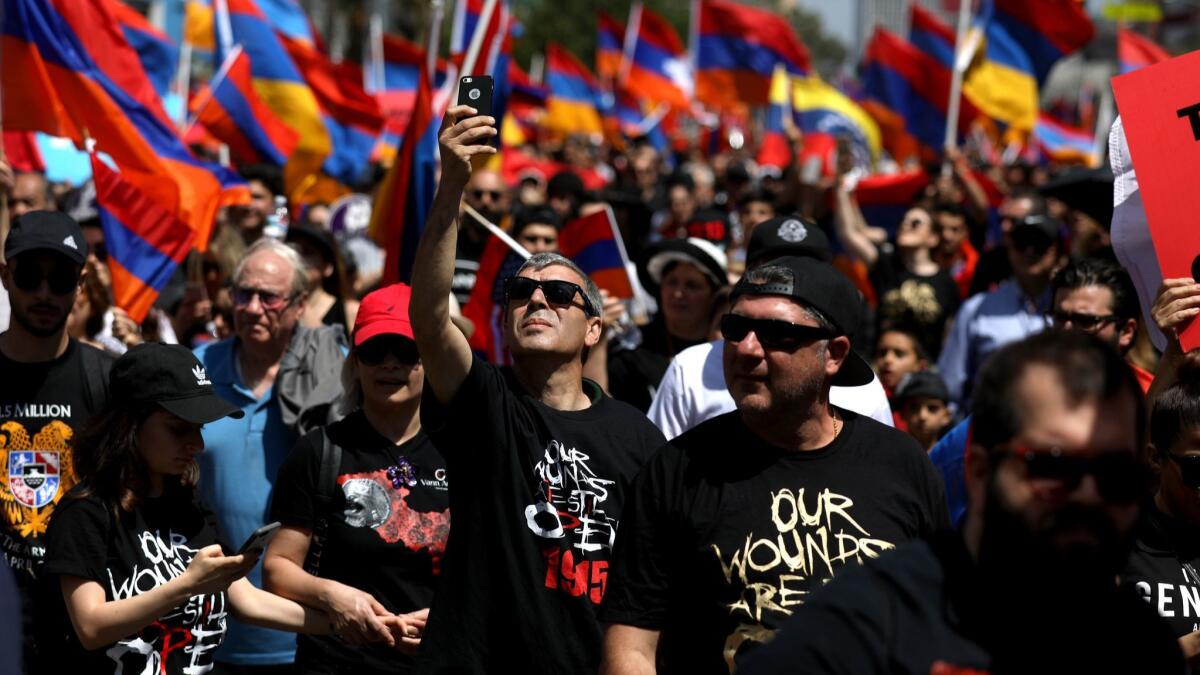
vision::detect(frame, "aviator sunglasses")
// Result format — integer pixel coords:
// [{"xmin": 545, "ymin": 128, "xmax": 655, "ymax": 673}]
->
[
  {"xmin": 504, "ymin": 277, "xmax": 598, "ymax": 317},
  {"xmin": 720, "ymin": 314, "xmax": 837, "ymax": 351}
]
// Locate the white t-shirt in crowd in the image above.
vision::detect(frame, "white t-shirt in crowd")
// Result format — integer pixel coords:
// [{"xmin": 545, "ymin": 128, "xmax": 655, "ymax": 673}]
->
[{"xmin": 647, "ymin": 339, "xmax": 894, "ymax": 440}]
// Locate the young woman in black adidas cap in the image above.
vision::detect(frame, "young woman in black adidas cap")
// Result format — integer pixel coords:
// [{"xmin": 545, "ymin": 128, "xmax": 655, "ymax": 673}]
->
[{"xmin": 33, "ymin": 344, "xmax": 404, "ymax": 674}]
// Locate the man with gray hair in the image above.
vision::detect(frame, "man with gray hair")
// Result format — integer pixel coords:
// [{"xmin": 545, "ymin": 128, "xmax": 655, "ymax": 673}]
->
[
  {"xmin": 408, "ymin": 105, "xmax": 666, "ymax": 674},
  {"xmin": 193, "ymin": 238, "xmax": 346, "ymax": 672},
  {"xmin": 599, "ymin": 256, "xmax": 948, "ymax": 674}
]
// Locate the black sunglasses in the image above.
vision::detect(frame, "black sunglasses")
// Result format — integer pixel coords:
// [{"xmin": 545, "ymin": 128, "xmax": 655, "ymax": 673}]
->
[
  {"xmin": 1162, "ymin": 452, "xmax": 1200, "ymax": 490},
  {"xmin": 356, "ymin": 335, "xmax": 420, "ymax": 366},
  {"xmin": 471, "ymin": 188, "xmax": 504, "ymax": 202},
  {"xmin": 1050, "ymin": 311, "xmax": 1121, "ymax": 332},
  {"xmin": 13, "ymin": 262, "xmax": 80, "ymax": 295},
  {"xmin": 1001, "ymin": 444, "xmax": 1150, "ymax": 504},
  {"xmin": 720, "ymin": 313, "xmax": 836, "ymax": 351},
  {"xmin": 504, "ymin": 276, "xmax": 597, "ymax": 317}
]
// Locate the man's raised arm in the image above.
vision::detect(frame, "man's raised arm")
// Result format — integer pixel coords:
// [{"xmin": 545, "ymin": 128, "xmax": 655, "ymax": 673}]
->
[{"xmin": 408, "ymin": 105, "xmax": 497, "ymax": 403}]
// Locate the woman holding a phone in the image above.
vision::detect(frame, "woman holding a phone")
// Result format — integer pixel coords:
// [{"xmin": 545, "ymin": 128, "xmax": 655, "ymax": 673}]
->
[
  {"xmin": 33, "ymin": 344, "xmax": 365, "ymax": 673},
  {"xmin": 264, "ymin": 283, "xmax": 450, "ymax": 674}
]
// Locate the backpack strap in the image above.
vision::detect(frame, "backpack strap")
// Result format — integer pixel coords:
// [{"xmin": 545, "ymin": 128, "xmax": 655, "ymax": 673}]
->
[
  {"xmin": 78, "ymin": 343, "xmax": 111, "ymax": 413},
  {"xmin": 304, "ymin": 427, "xmax": 342, "ymax": 576}
]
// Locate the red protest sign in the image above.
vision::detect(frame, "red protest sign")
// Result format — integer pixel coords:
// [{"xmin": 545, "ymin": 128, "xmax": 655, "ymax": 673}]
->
[{"xmin": 1112, "ymin": 49, "xmax": 1200, "ymax": 352}]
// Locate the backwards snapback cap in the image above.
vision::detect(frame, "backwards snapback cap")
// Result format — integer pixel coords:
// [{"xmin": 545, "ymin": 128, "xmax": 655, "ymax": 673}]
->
[{"xmin": 730, "ymin": 255, "xmax": 874, "ymax": 386}]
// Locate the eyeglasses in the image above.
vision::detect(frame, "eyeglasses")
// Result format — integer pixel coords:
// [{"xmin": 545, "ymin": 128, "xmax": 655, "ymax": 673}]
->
[
  {"xmin": 999, "ymin": 444, "xmax": 1150, "ymax": 504},
  {"xmin": 231, "ymin": 285, "xmax": 296, "ymax": 311},
  {"xmin": 470, "ymin": 188, "xmax": 504, "ymax": 202},
  {"xmin": 356, "ymin": 335, "xmax": 420, "ymax": 366},
  {"xmin": 504, "ymin": 277, "xmax": 597, "ymax": 317},
  {"xmin": 1162, "ymin": 452, "xmax": 1200, "ymax": 490},
  {"xmin": 12, "ymin": 262, "xmax": 80, "ymax": 295},
  {"xmin": 720, "ymin": 313, "xmax": 836, "ymax": 351},
  {"xmin": 1050, "ymin": 310, "xmax": 1122, "ymax": 332}
]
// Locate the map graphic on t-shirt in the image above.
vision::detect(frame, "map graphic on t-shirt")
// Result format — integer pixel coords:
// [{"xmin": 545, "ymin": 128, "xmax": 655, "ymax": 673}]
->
[
  {"xmin": 103, "ymin": 527, "xmax": 227, "ymax": 673},
  {"xmin": 337, "ymin": 469, "xmax": 450, "ymax": 566}
]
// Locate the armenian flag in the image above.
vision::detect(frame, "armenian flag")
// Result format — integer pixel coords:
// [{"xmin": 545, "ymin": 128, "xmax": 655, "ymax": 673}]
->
[
  {"xmin": 256, "ymin": 0, "xmax": 315, "ymax": 45},
  {"xmin": 624, "ymin": 7, "xmax": 690, "ymax": 109},
  {"xmin": 369, "ymin": 64, "xmax": 438, "ymax": 285},
  {"xmin": 992, "ymin": 0, "xmax": 1094, "ymax": 84},
  {"xmin": 544, "ymin": 43, "xmax": 604, "ymax": 136},
  {"xmin": 91, "ymin": 153, "xmax": 195, "ymax": 323},
  {"xmin": 463, "ymin": 234, "xmax": 524, "ymax": 364},
  {"xmin": 695, "ymin": 0, "xmax": 810, "ymax": 107},
  {"xmin": 193, "ymin": 47, "xmax": 299, "ymax": 167},
  {"xmin": 558, "ymin": 208, "xmax": 634, "ymax": 299},
  {"xmin": 596, "ymin": 10, "xmax": 624, "ymax": 82},
  {"xmin": 362, "ymin": 34, "xmax": 450, "ymax": 160},
  {"xmin": 1117, "ymin": 28, "xmax": 1169, "ymax": 74},
  {"xmin": 2, "ymin": 0, "xmax": 240, "ymax": 247},
  {"xmin": 854, "ymin": 168, "xmax": 931, "ymax": 235},
  {"xmin": 909, "ymin": 3, "xmax": 955, "ymax": 69},
  {"xmin": 1034, "ymin": 112, "xmax": 1096, "ymax": 166},
  {"xmin": 107, "ymin": 0, "xmax": 178, "ymax": 97}
]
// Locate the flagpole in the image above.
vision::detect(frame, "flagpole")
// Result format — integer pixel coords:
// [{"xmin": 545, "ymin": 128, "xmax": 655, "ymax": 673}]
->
[
  {"xmin": 366, "ymin": 5, "xmax": 385, "ymax": 93},
  {"xmin": 174, "ymin": 41, "xmax": 193, "ymax": 131},
  {"xmin": 618, "ymin": 1, "xmax": 642, "ymax": 87},
  {"xmin": 455, "ymin": 0, "xmax": 499, "ymax": 103},
  {"xmin": 426, "ymin": 0, "xmax": 445, "ymax": 80},
  {"xmin": 1091, "ymin": 85, "xmax": 1114, "ymax": 169},
  {"xmin": 181, "ymin": 45, "xmax": 244, "ymax": 138},
  {"xmin": 213, "ymin": 0, "xmax": 234, "ymax": 58},
  {"xmin": 463, "ymin": 204, "xmax": 531, "ymax": 260},
  {"xmin": 942, "ymin": 0, "xmax": 973, "ymax": 173},
  {"xmin": 529, "ymin": 53, "xmax": 545, "ymax": 85}
]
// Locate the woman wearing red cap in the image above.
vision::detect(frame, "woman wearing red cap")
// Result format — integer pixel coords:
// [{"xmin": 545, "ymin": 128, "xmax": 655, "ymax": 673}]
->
[
  {"xmin": 264, "ymin": 283, "xmax": 451, "ymax": 674},
  {"xmin": 35, "ymin": 343, "xmax": 342, "ymax": 674}
]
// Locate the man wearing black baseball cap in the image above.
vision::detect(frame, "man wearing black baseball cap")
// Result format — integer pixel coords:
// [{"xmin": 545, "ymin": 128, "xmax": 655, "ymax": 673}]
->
[
  {"xmin": 646, "ymin": 215, "xmax": 894, "ymax": 439},
  {"xmin": 601, "ymin": 256, "xmax": 948, "ymax": 673},
  {"xmin": 0, "ymin": 210, "xmax": 113, "ymax": 664}
]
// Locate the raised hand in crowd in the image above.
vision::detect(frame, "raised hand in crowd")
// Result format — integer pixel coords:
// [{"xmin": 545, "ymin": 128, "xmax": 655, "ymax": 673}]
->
[{"xmin": 1146, "ymin": 277, "xmax": 1200, "ymax": 408}]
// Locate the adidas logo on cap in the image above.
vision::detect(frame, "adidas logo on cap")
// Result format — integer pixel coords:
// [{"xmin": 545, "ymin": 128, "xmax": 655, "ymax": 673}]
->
[{"xmin": 62, "ymin": 236, "xmax": 78, "ymax": 250}]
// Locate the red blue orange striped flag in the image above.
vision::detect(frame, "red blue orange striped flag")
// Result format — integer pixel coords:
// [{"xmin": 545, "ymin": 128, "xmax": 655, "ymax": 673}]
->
[
  {"xmin": 695, "ymin": 0, "xmax": 810, "ymax": 107},
  {"xmin": 558, "ymin": 208, "xmax": 634, "ymax": 299},
  {"xmin": 193, "ymin": 47, "xmax": 299, "ymax": 167}
]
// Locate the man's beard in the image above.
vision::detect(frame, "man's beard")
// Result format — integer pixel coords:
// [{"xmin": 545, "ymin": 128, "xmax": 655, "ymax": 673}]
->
[
  {"xmin": 977, "ymin": 479, "xmax": 1136, "ymax": 590},
  {"xmin": 12, "ymin": 301, "xmax": 69, "ymax": 338}
]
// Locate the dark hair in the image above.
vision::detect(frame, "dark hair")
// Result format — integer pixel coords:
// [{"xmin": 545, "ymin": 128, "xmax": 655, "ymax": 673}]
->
[
  {"xmin": 660, "ymin": 259, "xmax": 722, "ymax": 295},
  {"xmin": 931, "ymin": 201, "xmax": 966, "ymax": 220},
  {"xmin": 512, "ymin": 205, "xmax": 563, "ymax": 236},
  {"xmin": 1051, "ymin": 257, "xmax": 1140, "ymax": 322},
  {"xmin": 547, "ymin": 171, "xmax": 586, "ymax": 202},
  {"xmin": 971, "ymin": 329, "xmax": 1145, "ymax": 449},
  {"xmin": 1150, "ymin": 363, "xmax": 1200, "ymax": 453},
  {"xmin": 72, "ymin": 403, "xmax": 197, "ymax": 515},
  {"xmin": 737, "ymin": 188, "xmax": 776, "ymax": 211},
  {"xmin": 665, "ymin": 172, "xmax": 695, "ymax": 193},
  {"xmin": 876, "ymin": 322, "xmax": 930, "ymax": 362},
  {"xmin": 240, "ymin": 164, "xmax": 284, "ymax": 199}
]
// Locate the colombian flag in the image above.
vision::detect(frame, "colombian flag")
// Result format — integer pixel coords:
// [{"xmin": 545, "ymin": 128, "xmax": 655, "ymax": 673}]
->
[
  {"xmin": 695, "ymin": 0, "xmax": 810, "ymax": 108},
  {"xmin": 1117, "ymin": 28, "xmax": 1168, "ymax": 74},
  {"xmin": 91, "ymin": 153, "xmax": 195, "ymax": 323},
  {"xmin": 193, "ymin": 47, "xmax": 298, "ymax": 167},
  {"xmin": 992, "ymin": 0, "xmax": 1094, "ymax": 84},
  {"xmin": 625, "ymin": 7, "xmax": 690, "ymax": 110},
  {"xmin": 544, "ymin": 43, "xmax": 604, "ymax": 136}
]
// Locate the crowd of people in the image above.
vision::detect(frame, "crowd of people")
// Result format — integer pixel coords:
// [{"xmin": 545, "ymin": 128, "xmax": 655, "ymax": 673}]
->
[{"xmin": 2, "ymin": 98, "xmax": 1200, "ymax": 675}]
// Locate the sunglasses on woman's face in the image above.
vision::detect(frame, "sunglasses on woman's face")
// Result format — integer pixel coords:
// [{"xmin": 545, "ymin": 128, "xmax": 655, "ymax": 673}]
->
[
  {"xmin": 356, "ymin": 336, "xmax": 420, "ymax": 366},
  {"xmin": 503, "ymin": 276, "xmax": 597, "ymax": 317},
  {"xmin": 720, "ymin": 313, "xmax": 836, "ymax": 352}
]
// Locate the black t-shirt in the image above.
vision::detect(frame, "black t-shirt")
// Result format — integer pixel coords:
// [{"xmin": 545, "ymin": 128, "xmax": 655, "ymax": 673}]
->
[
  {"xmin": 271, "ymin": 411, "xmax": 450, "ymax": 673},
  {"xmin": 0, "ymin": 340, "xmax": 112, "ymax": 584},
  {"xmin": 416, "ymin": 356, "xmax": 667, "ymax": 674},
  {"xmin": 600, "ymin": 410, "xmax": 949, "ymax": 674},
  {"xmin": 1123, "ymin": 506, "xmax": 1200, "ymax": 638},
  {"xmin": 36, "ymin": 486, "xmax": 229, "ymax": 674},
  {"xmin": 607, "ymin": 317, "xmax": 705, "ymax": 413},
  {"xmin": 740, "ymin": 531, "xmax": 1186, "ymax": 675},
  {"xmin": 869, "ymin": 248, "xmax": 960, "ymax": 353}
]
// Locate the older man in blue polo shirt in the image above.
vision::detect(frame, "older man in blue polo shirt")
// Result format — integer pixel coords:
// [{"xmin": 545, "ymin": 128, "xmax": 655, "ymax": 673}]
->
[{"xmin": 195, "ymin": 238, "xmax": 346, "ymax": 673}]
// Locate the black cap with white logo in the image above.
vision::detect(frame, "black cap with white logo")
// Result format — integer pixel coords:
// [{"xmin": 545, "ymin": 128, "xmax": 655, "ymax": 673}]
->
[
  {"xmin": 746, "ymin": 215, "xmax": 832, "ymax": 265},
  {"xmin": 110, "ymin": 343, "xmax": 244, "ymax": 424},
  {"xmin": 5, "ymin": 211, "xmax": 87, "ymax": 265}
]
